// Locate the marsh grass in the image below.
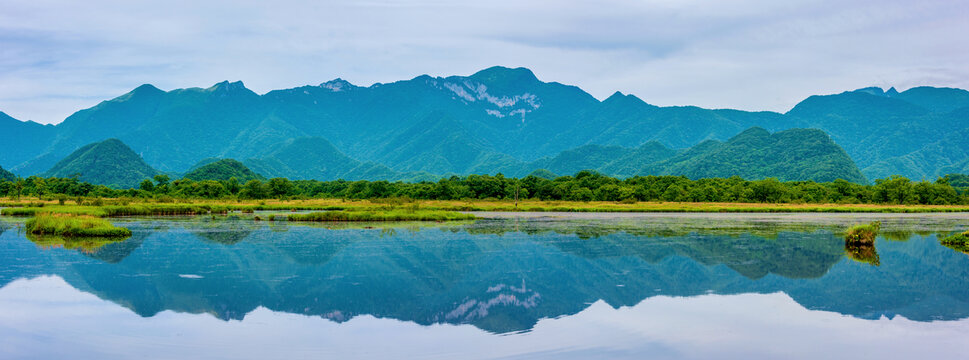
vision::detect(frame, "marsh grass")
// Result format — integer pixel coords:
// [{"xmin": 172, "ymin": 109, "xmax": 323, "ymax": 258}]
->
[
  {"xmin": 288, "ymin": 210, "xmax": 475, "ymax": 222},
  {"xmin": 940, "ymin": 230, "xmax": 969, "ymax": 245},
  {"xmin": 940, "ymin": 231, "xmax": 969, "ymax": 254},
  {"xmin": 25, "ymin": 213, "xmax": 132, "ymax": 237},
  {"xmin": 845, "ymin": 221, "xmax": 881, "ymax": 244}
]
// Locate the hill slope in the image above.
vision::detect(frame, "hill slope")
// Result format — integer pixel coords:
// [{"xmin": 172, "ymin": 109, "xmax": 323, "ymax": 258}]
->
[
  {"xmin": 40, "ymin": 138, "xmax": 159, "ymax": 188},
  {"xmin": 644, "ymin": 128, "xmax": 867, "ymax": 183},
  {"xmin": 243, "ymin": 137, "xmax": 406, "ymax": 181},
  {"xmin": 519, "ymin": 127, "xmax": 864, "ymax": 183},
  {"xmin": 183, "ymin": 159, "xmax": 265, "ymax": 182},
  {"xmin": 0, "ymin": 166, "xmax": 15, "ymax": 182}
]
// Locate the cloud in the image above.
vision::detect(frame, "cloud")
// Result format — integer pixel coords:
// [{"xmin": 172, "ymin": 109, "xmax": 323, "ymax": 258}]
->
[{"xmin": 0, "ymin": 0, "xmax": 967, "ymax": 124}]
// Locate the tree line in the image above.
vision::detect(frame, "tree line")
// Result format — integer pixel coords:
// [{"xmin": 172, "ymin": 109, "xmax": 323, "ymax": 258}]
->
[{"xmin": 1, "ymin": 171, "xmax": 968, "ymax": 205}]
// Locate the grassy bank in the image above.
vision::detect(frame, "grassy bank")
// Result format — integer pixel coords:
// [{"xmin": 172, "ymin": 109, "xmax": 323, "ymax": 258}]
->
[
  {"xmin": 4, "ymin": 198, "xmax": 969, "ymax": 218},
  {"xmin": 288, "ymin": 210, "xmax": 476, "ymax": 222},
  {"xmin": 25, "ymin": 214, "xmax": 132, "ymax": 237}
]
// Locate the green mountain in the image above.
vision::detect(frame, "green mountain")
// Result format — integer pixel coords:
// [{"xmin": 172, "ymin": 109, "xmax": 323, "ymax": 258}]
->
[
  {"xmin": 3, "ymin": 67, "xmax": 968, "ymax": 181},
  {"xmin": 516, "ymin": 128, "xmax": 864, "ymax": 183},
  {"xmin": 0, "ymin": 165, "xmax": 15, "ymax": 182},
  {"xmin": 183, "ymin": 159, "xmax": 265, "ymax": 182},
  {"xmin": 242, "ymin": 137, "xmax": 407, "ymax": 181},
  {"xmin": 527, "ymin": 141, "xmax": 677, "ymax": 178},
  {"xmin": 786, "ymin": 87, "xmax": 969, "ymax": 180},
  {"xmin": 644, "ymin": 128, "xmax": 867, "ymax": 183},
  {"xmin": 0, "ymin": 111, "xmax": 55, "ymax": 169},
  {"xmin": 40, "ymin": 138, "xmax": 159, "ymax": 188}
]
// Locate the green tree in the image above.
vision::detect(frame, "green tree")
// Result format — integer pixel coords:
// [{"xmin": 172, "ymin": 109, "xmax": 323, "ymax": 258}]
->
[
  {"xmin": 140, "ymin": 179, "xmax": 155, "ymax": 192},
  {"xmin": 239, "ymin": 180, "xmax": 267, "ymax": 199},
  {"xmin": 267, "ymin": 178, "xmax": 294, "ymax": 199}
]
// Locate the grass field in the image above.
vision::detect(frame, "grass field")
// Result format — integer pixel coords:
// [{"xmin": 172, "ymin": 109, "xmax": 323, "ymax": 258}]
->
[
  {"xmin": 3, "ymin": 197, "xmax": 969, "ymax": 218},
  {"xmin": 25, "ymin": 213, "xmax": 132, "ymax": 237}
]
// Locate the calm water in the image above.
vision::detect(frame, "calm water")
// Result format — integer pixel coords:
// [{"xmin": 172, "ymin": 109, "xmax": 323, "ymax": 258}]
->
[{"xmin": 1, "ymin": 213, "xmax": 968, "ymax": 359}]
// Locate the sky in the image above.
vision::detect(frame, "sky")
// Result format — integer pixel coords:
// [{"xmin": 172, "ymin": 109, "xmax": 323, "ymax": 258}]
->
[{"xmin": 1, "ymin": 0, "xmax": 968, "ymax": 125}]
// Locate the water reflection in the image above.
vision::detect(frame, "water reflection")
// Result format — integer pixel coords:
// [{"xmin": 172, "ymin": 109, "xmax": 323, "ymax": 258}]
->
[
  {"xmin": 0, "ymin": 214, "xmax": 968, "ymax": 336},
  {"xmin": 845, "ymin": 242, "xmax": 880, "ymax": 266}
]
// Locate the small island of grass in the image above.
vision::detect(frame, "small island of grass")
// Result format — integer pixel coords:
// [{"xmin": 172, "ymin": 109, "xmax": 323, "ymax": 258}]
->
[
  {"xmin": 940, "ymin": 230, "xmax": 969, "ymax": 245},
  {"xmin": 287, "ymin": 210, "xmax": 475, "ymax": 222},
  {"xmin": 845, "ymin": 221, "xmax": 880, "ymax": 244},
  {"xmin": 940, "ymin": 230, "xmax": 969, "ymax": 254},
  {"xmin": 26, "ymin": 213, "xmax": 132, "ymax": 237}
]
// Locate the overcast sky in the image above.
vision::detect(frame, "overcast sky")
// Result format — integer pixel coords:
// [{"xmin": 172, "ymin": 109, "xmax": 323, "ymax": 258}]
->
[{"xmin": 2, "ymin": 0, "xmax": 967, "ymax": 124}]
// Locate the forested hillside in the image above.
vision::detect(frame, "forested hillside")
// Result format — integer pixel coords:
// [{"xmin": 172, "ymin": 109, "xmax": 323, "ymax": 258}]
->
[
  {"xmin": 40, "ymin": 138, "xmax": 159, "ymax": 188},
  {"xmin": 183, "ymin": 159, "xmax": 265, "ymax": 182},
  {"xmin": 1, "ymin": 67, "xmax": 966, "ymax": 181}
]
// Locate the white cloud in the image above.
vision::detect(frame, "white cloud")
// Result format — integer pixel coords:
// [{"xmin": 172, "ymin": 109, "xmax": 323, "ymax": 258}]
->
[{"xmin": 0, "ymin": 0, "xmax": 967, "ymax": 124}]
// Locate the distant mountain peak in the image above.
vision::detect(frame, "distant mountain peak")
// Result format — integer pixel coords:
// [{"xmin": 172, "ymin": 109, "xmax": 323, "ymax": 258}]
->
[
  {"xmin": 320, "ymin": 78, "xmax": 356, "ymax": 92},
  {"xmin": 470, "ymin": 66, "xmax": 539, "ymax": 85},
  {"xmin": 209, "ymin": 80, "xmax": 250, "ymax": 93},
  {"xmin": 132, "ymin": 83, "xmax": 162, "ymax": 93},
  {"xmin": 853, "ymin": 86, "xmax": 899, "ymax": 97},
  {"xmin": 115, "ymin": 83, "xmax": 164, "ymax": 102},
  {"xmin": 853, "ymin": 86, "xmax": 886, "ymax": 96},
  {"xmin": 603, "ymin": 91, "xmax": 650, "ymax": 107},
  {"xmin": 605, "ymin": 91, "xmax": 626, "ymax": 101}
]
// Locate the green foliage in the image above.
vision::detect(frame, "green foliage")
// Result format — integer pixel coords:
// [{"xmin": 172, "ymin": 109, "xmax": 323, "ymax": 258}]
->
[
  {"xmin": 940, "ymin": 231, "xmax": 969, "ymax": 254},
  {"xmin": 183, "ymin": 159, "xmax": 265, "ymax": 182},
  {"xmin": 940, "ymin": 231, "xmax": 969, "ymax": 245},
  {"xmin": 25, "ymin": 213, "xmax": 131, "ymax": 237},
  {"xmin": 3, "ymin": 171, "xmax": 969, "ymax": 206}
]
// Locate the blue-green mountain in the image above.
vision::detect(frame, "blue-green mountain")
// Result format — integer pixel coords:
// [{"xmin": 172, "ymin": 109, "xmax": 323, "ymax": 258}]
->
[
  {"xmin": 0, "ymin": 165, "xmax": 15, "ymax": 182},
  {"xmin": 183, "ymin": 159, "xmax": 265, "ymax": 182},
  {"xmin": 40, "ymin": 138, "xmax": 159, "ymax": 188},
  {"xmin": 1, "ymin": 67, "xmax": 966, "ymax": 181}
]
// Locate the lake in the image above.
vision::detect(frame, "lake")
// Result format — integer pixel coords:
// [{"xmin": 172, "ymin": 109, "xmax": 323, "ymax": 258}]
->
[{"xmin": 1, "ymin": 212, "xmax": 968, "ymax": 359}]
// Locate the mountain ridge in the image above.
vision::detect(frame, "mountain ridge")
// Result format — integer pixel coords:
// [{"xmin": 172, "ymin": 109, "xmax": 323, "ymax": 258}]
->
[{"xmin": 2, "ymin": 66, "xmax": 966, "ymax": 182}]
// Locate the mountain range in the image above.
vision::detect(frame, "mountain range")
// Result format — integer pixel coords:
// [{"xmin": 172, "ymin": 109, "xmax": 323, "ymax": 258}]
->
[
  {"xmin": 2, "ymin": 66, "xmax": 967, "ymax": 184},
  {"xmin": 40, "ymin": 126, "xmax": 865, "ymax": 187}
]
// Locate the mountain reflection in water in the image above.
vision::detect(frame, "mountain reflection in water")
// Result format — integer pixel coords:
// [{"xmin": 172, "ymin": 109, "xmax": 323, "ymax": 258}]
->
[{"xmin": 1, "ymin": 214, "xmax": 968, "ymax": 335}]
